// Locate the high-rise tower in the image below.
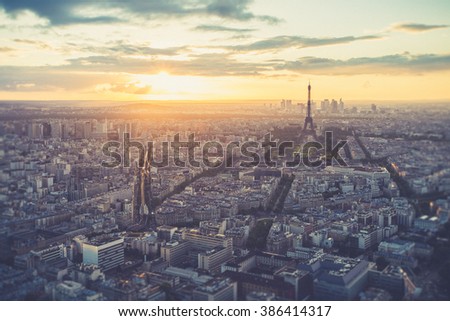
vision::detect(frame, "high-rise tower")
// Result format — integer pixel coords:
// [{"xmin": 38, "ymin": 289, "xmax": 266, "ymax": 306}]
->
[{"xmin": 131, "ymin": 150, "xmax": 155, "ymax": 228}]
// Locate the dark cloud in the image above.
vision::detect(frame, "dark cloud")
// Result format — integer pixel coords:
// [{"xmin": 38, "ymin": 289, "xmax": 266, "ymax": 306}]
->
[
  {"xmin": 226, "ymin": 34, "xmax": 382, "ymax": 52},
  {"xmin": 205, "ymin": 0, "xmax": 280, "ymax": 23},
  {"xmin": 0, "ymin": 0, "xmax": 280, "ymax": 25},
  {"xmin": 194, "ymin": 24, "xmax": 256, "ymax": 33},
  {"xmin": 276, "ymin": 52, "xmax": 450, "ymax": 75},
  {"xmin": 393, "ymin": 23, "xmax": 448, "ymax": 33},
  {"xmin": 0, "ymin": 0, "xmax": 120, "ymax": 25}
]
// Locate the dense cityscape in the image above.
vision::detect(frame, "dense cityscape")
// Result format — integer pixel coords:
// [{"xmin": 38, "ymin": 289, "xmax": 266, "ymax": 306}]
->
[{"xmin": 1, "ymin": 89, "xmax": 449, "ymax": 301}]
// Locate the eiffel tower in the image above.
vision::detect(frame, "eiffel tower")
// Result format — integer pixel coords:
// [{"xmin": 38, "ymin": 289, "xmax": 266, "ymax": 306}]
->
[
  {"xmin": 299, "ymin": 82, "xmax": 317, "ymax": 140},
  {"xmin": 288, "ymin": 82, "xmax": 320, "ymax": 166}
]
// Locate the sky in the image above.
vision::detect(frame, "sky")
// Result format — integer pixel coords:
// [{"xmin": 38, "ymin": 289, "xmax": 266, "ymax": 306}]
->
[{"xmin": 0, "ymin": 0, "xmax": 449, "ymax": 101}]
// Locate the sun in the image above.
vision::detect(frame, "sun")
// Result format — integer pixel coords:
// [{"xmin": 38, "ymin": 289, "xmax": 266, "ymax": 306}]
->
[
  {"xmin": 153, "ymin": 71, "xmax": 170, "ymax": 83},
  {"xmin": 133, "ymin": 71, "xmax": 210, "ymax": 100}
]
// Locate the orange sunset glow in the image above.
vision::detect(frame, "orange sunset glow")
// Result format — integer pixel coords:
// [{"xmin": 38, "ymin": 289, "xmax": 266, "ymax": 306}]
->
[{"xmin": 0, "ymin": 0, "xmax": 449, "ymax": 101}]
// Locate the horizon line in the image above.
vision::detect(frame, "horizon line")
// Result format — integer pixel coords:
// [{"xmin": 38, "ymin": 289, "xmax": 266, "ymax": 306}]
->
[{"xmin": 1, "ymin": 98, "xmax": 450, "ymax": 103}]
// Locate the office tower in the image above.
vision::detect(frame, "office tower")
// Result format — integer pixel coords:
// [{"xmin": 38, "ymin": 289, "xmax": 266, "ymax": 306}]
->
[
  {"xmin": 184, "ymin": 229, "xmax": 233, "ymax": 252},
  {"xmin": 42, "ymin": 122, "xmax": 51, "ymax": 138},
  {"xmin": 131, "ymin": 150, "xmax": 155, "ymax": 228},
  {"xmin": 198, "ymin": 246, "xmax": 231, "ymax": 274},
  {"xmin": 30, "ymin": 244, "xmax": 65, "ymax": 264},
  {"xmin": 83, "ymin": 237, "xmax": 124, "ymax": 271},
  {"xmin": 331, "ymin": 99, "xmax": 337, "ymax": 113},
  {"xmin": 50, "ymin": 121, "xmax": 62, "ymax": 138},
  {"xmin": 75, "ymin": 122, "xmax": 84, "ymax": 139},
  {"xmin": 27, "ymin": 122, "xmax": 43, "ymax": 139},
  {"xmin": 339, "ymin": 98, "xmax": 344, "ymax": 112},
  {"xmin": 184, "ymin": 230, "xmax": 233, "ymax": 274},
  {"xmin": 160, "ymin": 240, "xmax": 190, "ymax": 266},
  {"xmin": 84, "ymin": 121, "xmax": 92, "ymax": 139},
  {"xmin": 322, "ymin": 99, "xmax": 330, "ymax": 112}
]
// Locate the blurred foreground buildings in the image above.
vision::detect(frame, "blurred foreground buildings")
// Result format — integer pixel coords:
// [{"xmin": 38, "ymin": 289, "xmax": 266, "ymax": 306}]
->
[{"xmin": 0, "ymin": 100, "xmax": 449, "ymax": 300}]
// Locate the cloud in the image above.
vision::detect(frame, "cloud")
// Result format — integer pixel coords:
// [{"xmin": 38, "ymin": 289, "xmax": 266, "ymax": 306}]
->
[
  {"xmin": 15, "ymin": 82, "xmax": 35, "ymax": 89},
  {"xmin": 194, "ymin": 24, "xmax": 256, "ymax": 33},
  {"xmin": 79, "ymin": 41, "xmax": 187, "ymax": 57},
  {"xmin": 226, "ymin": 34, "xmax": 382, "ymax": 52},
  {"xmin": 0, "ymin": 47, "xmax": 15, "ymax": 52},
  {"xmin": 1, "ymin": 51, "xmax": 450, "ymax": 94},
  {"xmin": 204, "ymin": 0, "xmax": 281, "ymax": 23},
  {"xmin": 276, "ymin": 52, "xmax": 450, "ymax": 75},
  {"xmin": 0, "ymin": 0, "xmax": 121, "ymax": 25},
  {"xmin": 0, "ymin": 65, "xmax": 116, "ymax": 92},
  {"xmin": 64, "ymin": 53, "xmax": 271, "ymax": 76},
  {"xmin": 170, "ymin": 53, "xmax": 271, "ymax": 76},
  {"xmin": 0, "ymin": 52, "xmax": 271, "ymax": 93},
  {"xmin": 96, "ymin": 82, "xmax": 152, "ymax": 95},
  {"xmin": 13, "ymin": 38, "xmax": 52, "ymax": 50},
  {"xmin": 0, "ymin": 0, "xmax": 280, "ymax": 25},
  {"xmin": 392, "ymin": 23, "xmax": 448, "ymax": 33}
]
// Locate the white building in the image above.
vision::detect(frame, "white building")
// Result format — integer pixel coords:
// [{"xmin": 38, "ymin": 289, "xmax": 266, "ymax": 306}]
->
[{"xmin": 83, "ymin": 237, "xmax": 124, "ymax": 271}]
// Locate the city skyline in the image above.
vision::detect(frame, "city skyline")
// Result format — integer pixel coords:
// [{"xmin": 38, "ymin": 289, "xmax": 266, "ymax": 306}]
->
[
  {"xmin": 1, "ymin": 0, "xmax": 450, "ymax": 101},
  {"xmin": 2, "ymin": 0, "xmax": 450, "ymax": 306},
  {"xmin": 1, "ymin": 100, "xmax": 449, "ymax": 301}
]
